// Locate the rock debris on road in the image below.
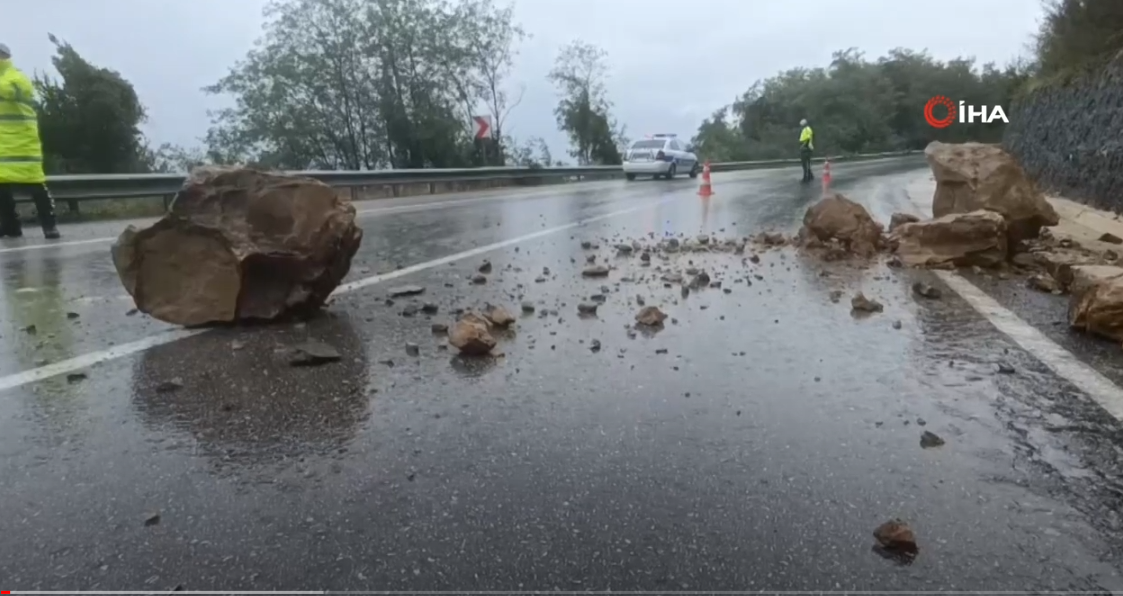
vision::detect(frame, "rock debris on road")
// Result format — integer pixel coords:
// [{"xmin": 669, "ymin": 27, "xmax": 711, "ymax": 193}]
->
[{"xmin": 1, "ymin": 157, "xmax": 1123, "ymax": 592}]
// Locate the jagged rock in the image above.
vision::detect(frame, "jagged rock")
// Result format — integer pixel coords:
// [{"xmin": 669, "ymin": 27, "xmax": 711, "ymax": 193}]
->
[
  {"xmin": 484, "ymin": 305, "xmax": 515, "ymax": 328},
  {"xmin": 111, "ymin": 166, "xmax": 362, "ymax": 326},
  {"xmin": 873, "ymin": 519, "xmax": 918, "ymax": 555},
  {"xmin": 798, "ymin": 194, "xmax": 883, "ymax": 256},
  {"xmin": 697, "ymin": 235, "xmax": 710, "ymax": 245},
  {"xmin": 851, "ymin": 292, "xmax": 883, "ymax": 313},
  {"xmin": 521, "ymin": 301, "xmax": 535, "ymax": 313},
  {"xmin": 634, "ymin": 306, "xmax": 667, "ymax": 327},
  {"xmin": 287, "ymin": 340, "xmax": 342, "ymax": 366},
  {"xmin": 758, "ymin": 232, "xmax": 787, "ymax": 246},
  {"xmin": 1069, "ymin": 266, "xmax": 1123, "ymax": 342},
  {"xmin": 925, "ymin": 141, "xmax": 1059, "ymax": 243},
  {"xmin": 1099, "ymin": 232, "xmax": 1123, "ymax": 245},
  {"xmin": 388, "ymin": 285, "xmax": 424, "ymax": 297},
  {"xmin": 889, "ymin": 212, "xmax": 920, "ymax": 232},
  {"xmin": 577, "ymin": 303, "xmax": 599, "ymax": 315},
  {"xmin": 478, "ymin": 260, "xmax": 493, "ymax": 273},
  {"xmin": 431, "ymin": 322, "xmax": 449, "ymax": 333},
  {"xmin": 1027, "ymin": 273, "xmax": 1060, "ymax": 293},
  {"xmin": 1069, "ymin": 265, "xmax": 1123, "ymax": 296},
  {"xmin": 448, "ymin": 317, "xmax": 496, "ymax": 355},
  {"xmin": 580, "ymin": 240, "xmax": 593, "ymax": 249},
  {"xmin": 470, "ymin": 273, "xmax": 487, "ymax": 284},
  {"xmin": 911, "ymin": 282, "xmax": 942, "ymax": 300},
  {"xmin": 891, "ymin": 210, "xmax": 1007, "ymax": 268},
  {"xmin": 582, "ymin": 265, "xmax": 610, "ymax": 277},
  {"xmin": 920, "ymin": 431, "xmax": 945, "ymax": 448},
  {"xmin": 615, "ymin": 244, "xmax": 634, "ymax": 253}
]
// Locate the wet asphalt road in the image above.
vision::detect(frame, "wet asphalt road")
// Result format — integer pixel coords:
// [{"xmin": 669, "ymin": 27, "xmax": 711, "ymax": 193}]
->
[{"xmin": 3, "ymin": 158, "xmax": 1123, "ymax": 591}]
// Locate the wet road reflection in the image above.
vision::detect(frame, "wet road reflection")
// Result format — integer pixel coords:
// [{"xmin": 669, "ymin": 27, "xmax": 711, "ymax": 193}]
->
[
  {"xmin": 131, "ymin": 312, "xmax": 371, "ymax": 468},
  {"xmin": 3, "ymin": 158, "xmax": 1123, "ymax": 591}
]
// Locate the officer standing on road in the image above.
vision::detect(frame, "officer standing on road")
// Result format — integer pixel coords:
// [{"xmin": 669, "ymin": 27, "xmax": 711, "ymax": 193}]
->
[
  {"xmin": 0, "ymin": 43, "xmax": 60, "ymax": 240},
  {"xmin": 799, "ymin": 118, "xmax": 815, "ymax": 183}
]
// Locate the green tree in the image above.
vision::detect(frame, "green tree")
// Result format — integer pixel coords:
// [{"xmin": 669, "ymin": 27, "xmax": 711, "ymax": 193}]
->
[
  {"xmin": 205, "ymin": 0, "xmax": 525, "ymax": 170},
  {"xmin": 1034, "ymin": 0, "xmax": 1123, "ymax": 77},
  {"xmin": 34, "ymin": 34, "xmax": 149, "ymax": 175},
  {"xmin": 692, "ymin": 48, "xmax": 1029, "ymax": 161},
  {"xmin": 548, "ymin": 41, "xmax": 624, "ymax": 165}
]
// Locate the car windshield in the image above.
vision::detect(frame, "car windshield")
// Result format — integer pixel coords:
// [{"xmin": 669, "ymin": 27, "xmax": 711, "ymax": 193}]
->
[{"xmin": 630, "ymin": 140, "xmax": 666, "ymax": 150}]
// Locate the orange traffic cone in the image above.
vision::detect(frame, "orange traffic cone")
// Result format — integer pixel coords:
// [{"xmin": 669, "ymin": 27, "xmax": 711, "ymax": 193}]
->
[
  {"xmin": 821, "ymin": 158, "xmax": 832, "ymax": 195},
  {"xmin": 698, "ymin": 161, "xmax": 714, "ymax": 197}
]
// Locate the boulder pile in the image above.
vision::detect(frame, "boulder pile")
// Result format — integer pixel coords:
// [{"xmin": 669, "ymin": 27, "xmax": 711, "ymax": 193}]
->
[
  {"xmin": 925, "ymin": 141, "xmax": 1059, "ymax": 244},
  {"xmin": 112, "ymin": 166, "xmax": 363, "ymax": 326}
]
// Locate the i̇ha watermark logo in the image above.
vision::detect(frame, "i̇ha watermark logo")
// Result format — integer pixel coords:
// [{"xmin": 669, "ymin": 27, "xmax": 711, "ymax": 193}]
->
[{"xmin": 924, "ymin": 96, "xmax": 1008, "ymax": 129}]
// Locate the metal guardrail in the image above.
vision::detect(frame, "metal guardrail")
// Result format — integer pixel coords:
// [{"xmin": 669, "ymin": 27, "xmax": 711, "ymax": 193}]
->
[{"xmin": 33, "ymin": 150, "xmax": 920, "ymax": 202}]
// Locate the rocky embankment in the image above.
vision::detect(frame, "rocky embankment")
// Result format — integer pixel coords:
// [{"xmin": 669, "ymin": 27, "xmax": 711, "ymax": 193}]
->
[{"xmin": 1004, "ymin": 55, "xmax": 1123, "ymax": 212}]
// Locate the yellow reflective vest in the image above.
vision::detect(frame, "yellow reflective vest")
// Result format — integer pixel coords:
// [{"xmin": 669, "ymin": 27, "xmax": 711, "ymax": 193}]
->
[
  {"xmin": 799, "ymin": 126, "xmax": 814, "ymax": 151},
  {"xmin": 0, "ymin": 59, "xmax": 46, "ymax": 184}
]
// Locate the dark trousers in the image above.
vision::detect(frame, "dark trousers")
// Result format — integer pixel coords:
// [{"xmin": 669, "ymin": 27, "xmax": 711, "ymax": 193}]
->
[
  {"xmin": 800, "ymin": 148, "xmax": 814, "ymax": 181},
  {"xmin": 0, "ymin": 183, "xmax": 58, "ymax": 237}
]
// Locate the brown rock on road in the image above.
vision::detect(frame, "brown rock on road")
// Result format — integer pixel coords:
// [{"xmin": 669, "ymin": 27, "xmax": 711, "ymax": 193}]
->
[
  {"xmin": 448, "ymin": 315, "xmax": 497, "ymax": 356},
  {"xmin": 111, "ymin": 166, "xmax": 363, "ymax": 327},
  {"xmin": 634, "ymin": 306, "xmax": 668, "ymax": 327},
  {"xmin": 925, "ymin": 141, "xmax": 1059, "ymax": 244},
  {"xmin": 798, "ymin": 193, "xmax": 884, "ymax": 257},
  {"xmin": 1068, "ymin": 267, "xmax": 1123, "ymax": 343},
  {"xmin": 891, "ymin": 210, "xmax": 1008, "ymax": 269}
]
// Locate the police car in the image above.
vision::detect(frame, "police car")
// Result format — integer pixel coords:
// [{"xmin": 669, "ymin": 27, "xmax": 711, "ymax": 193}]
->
[{"xmin": 622, "ymin": 134, "xmax": 699, "ymax": 181}]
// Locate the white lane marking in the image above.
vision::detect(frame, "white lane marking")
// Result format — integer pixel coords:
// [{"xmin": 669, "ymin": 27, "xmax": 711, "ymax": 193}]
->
[
  {"xmin": 0, "ymin": 329, "xmax": 205, "ymax": 393},
  {"xmin": 0, "ymin": 197, "xmax": 674, "ymax": 393},
  {"xmin": 935, "ymin": 270, "xmax": 1123, "ymax": 421},
  {"xmin": 0, "ymin": 237, "xmax": 118, "ymax": 254}
]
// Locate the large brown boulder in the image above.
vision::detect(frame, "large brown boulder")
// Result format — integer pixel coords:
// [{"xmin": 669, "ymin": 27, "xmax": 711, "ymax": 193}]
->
[
  {"xmin": 925, "ymin": 141, "xmax": 1059, "ymax": 244},
  {"xmin": 798, "ymin": 193, "xmax": 883, "ymax": 256},
  {"xmin": 891, "ymin": 210, "xmax": 1007, "ymax": 268},
  {"xmin": 1069, "ymin": 270, "xmax": 1123, "ymax": 342},
  {"xmin": 112, "ymin": 166, "xmax": 363, "ymax": 326}
]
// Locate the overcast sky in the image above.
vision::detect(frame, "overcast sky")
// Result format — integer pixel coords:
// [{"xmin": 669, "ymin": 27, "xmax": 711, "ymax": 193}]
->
[{"xmin": 7, "ymin": 0, "xmax": 1042, "ymax": 158}]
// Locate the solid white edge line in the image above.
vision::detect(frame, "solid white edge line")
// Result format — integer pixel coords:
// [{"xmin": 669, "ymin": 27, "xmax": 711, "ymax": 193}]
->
[
  {"xmin": 935, "ymin": 270, "xmax": 1123, "ymax": 421},
  {"xmin": 0, "ymin": 198, "xmax": 674, "ymax": 393}
]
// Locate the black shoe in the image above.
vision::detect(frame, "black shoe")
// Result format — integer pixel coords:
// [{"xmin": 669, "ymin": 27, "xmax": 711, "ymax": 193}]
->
[
  {"xmin": 43, "ymin": 228, "xmax": 60, "ymax": 240},
  {"xmin": 1, "ymin": 229, "xmax": 23, "ymax": 238}
]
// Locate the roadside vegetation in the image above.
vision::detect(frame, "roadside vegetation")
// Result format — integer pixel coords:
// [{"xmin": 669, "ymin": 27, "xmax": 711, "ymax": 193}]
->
[
  {"xmin": 690, "ymin": 0, "xmax": 1123, "ymax": 162},
  {"xmin": 19, "ymin": 0, "xmax": 1123, "ymax": 220}
]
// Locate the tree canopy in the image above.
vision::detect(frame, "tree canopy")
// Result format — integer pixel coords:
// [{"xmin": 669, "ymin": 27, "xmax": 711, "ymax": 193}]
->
[
  {"xmin": 691, "ymin": 48, "xmax": 1031, "ymax": 162},
  {"xmin": 33, "ymin": 34, "xmax": 149, "ymax": 175},
  {"xmin": 1034, "ymin": 0, "xmax": 1123, "ymax": 78},
  {"xmin": 21, "ymin": 0, "xmax": 1123, "ymax": 175},
  {"xmin": 202, "ymin": 0, "xmax": 526, "ymax": 170},
  {"xmin": 547, "ymin": 40, "xmax": 625, "ymax": 165}
]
